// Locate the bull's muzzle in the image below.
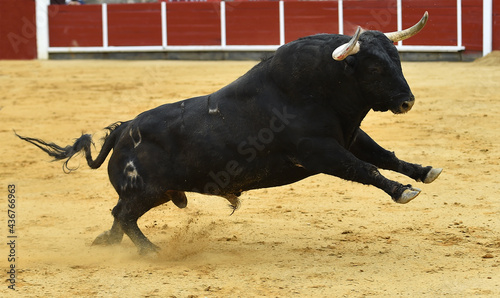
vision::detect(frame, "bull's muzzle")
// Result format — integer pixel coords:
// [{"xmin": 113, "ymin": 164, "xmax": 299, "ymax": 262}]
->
[{"xmin": 392, "ymin": 97, "xmax": 415, "ymax": 114}]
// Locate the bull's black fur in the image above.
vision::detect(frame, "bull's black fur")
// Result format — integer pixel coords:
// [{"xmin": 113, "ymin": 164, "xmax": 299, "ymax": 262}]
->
[{"xmin": 17, "ymin": 30, "xmax": 441, "ymax": 255}]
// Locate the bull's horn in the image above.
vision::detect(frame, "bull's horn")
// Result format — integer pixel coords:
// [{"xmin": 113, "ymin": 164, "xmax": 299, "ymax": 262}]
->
[
  {"xmin": 332, "ymin": 26, "xmax": 362, "ymax": 61},
  {"xmin": 385, "ymin": 11, "xmax": 428, "ymax": 42}
]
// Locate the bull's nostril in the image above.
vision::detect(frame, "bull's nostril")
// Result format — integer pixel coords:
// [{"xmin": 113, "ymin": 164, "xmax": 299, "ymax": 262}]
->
[{"xmin": 400, "ymin": 99, "xmax": 414, "ymax": 112}]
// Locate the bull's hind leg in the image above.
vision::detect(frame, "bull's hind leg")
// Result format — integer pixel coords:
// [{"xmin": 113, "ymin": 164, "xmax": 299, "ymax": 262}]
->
[
  {"xmin": 110, "ymin": 190, "xmax": 187, "ymax": 255},
  {"xmin": 110, "ymin": 195, "xmax": 161, "ymax": 254},
  {"xmin": 349, "ymin": 129, "xmax": 442, "ymax": 183}
]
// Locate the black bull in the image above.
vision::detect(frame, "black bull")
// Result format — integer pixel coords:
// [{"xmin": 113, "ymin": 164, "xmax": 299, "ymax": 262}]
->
[{"xmin": 17, "ymin": 25, "xmax": 442, "ymax": 254}]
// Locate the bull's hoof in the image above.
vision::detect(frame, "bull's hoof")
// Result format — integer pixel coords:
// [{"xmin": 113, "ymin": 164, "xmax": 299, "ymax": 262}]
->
[
  {"xmin": 92, "ymin": 230, "xmax": 123, "ymax": 246},
  {"xmin": 396, "ymin": 187, "xmax": 421, "ymax": 204},
  {"xmin": 424, "ymin": 168, "xmax": 442, "ymax": 184},
  {"xmin": 169, "ymin": 190, "xmax": 188, "ymax": 209},
  {"xmin": 138, "ymin": 243, "xmax": 161, "ymax": 256}
]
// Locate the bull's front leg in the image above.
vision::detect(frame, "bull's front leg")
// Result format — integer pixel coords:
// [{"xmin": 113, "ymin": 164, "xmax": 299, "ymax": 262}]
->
[
  {"xmin": 92, "ymin": 218, "xmax": 124, "ymax": 246},
  {"xmin": 296, "ymin": 137, "xmax": 421, "ymax": 203},
  {"xmin": 349, "ymin": 129, "xmax": 442, "ymax": 183}
]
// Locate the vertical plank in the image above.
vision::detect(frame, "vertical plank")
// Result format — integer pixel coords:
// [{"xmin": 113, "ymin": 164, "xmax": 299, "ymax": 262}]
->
[
  {"xmin": 284, "ymin": 1, "xmax": 339, "ymax": 43},
  {"xmin": 107, "ymin": 3, "xmax": 162, "ymax": 47},
  {"xmin": 225, "ymin": 1, "xmax": 280, "ymax": 46},
  {"xmin": 48, "ymin": 5, "xmax": 103, "ymax": 47},
  {"xmin": 166, "ymin": 2, "xmax": 221, "ymax": 46},
  {"xmin": 0, "ymin": 0, "xmax": 37, "ymax": 59}
]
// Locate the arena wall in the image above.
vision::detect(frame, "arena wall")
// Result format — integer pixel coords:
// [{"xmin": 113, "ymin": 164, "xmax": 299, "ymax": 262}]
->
[
  {"xmin": 0, "ymin": 0, "xmax": 498, "ymax": 60},
  {"xmin": 494, "ymin": 0, "xmax": 500, "ymax": 50},
  {"xmin": 0, "ymin": 0, "xmax": 37, "ymax": 59}
]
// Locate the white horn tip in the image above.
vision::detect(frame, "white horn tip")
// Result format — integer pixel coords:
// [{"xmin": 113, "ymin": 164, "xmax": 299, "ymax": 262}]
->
[
  {"xmin": 422, "ymin": 11, "xmax": 429, "ymax": 23},
  {"xmin": 384, "ymin": 11, "xmax": 429, "ymax": 42}
]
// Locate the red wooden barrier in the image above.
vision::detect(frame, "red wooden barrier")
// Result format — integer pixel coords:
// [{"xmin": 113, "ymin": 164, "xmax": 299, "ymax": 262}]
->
[
  {"xmin": 108, "ymin": 3, "xmax": 162, "ymax": 47},
  {"xmin": 462, "ymin": 0, "xmax": 483, "ymax": 51},
  {"xmin": 49, "ymin": 5, "xmax": 102, "ymax": 47},
  {"xmin": 343, "ymin": 0, "xmax": 398, "ymax": 35},
  {"xmin": 166, "ymin": 2, "xmax": 221, "ymax": 46},
  {"xmin": 226, "ymin": 1, "xmax": 280, "ymax": 45},
  {"xmin": 284, "ymin": 1, "xmax": 338, "ymax": 43},
  {"xmin": 38, "ymin": 0, "xmax": 495, "ymax": 57},
  {"xmin": 0, "ymin": 0, "xmax": 37, "ymax": 59},
  {"xmin": 402, "ymin": 0, "xmax": 457, "ymax": 46},
  {"xmin": 494, "ymin": 0, "xmax": 500, "ymax": 50}
]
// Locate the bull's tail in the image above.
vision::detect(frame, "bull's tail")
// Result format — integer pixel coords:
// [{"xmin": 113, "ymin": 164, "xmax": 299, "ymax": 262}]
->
[{"xmin": 16, "ymin": 122, "xmax": 126, "ymax": 173}]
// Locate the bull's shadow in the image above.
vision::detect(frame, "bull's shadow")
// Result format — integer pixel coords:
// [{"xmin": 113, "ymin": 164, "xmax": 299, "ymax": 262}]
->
[{"xmin": 17, "ymin": 12, "xmax": 441, "ymax": 255}]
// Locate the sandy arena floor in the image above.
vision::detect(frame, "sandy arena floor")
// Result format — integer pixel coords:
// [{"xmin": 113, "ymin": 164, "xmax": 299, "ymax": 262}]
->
[{"xmin": 1, "ymin": 54, "xmax": 499, "ymax": 296}]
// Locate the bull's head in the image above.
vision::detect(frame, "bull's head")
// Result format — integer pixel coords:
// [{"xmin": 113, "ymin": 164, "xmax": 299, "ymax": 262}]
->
[{"xmin": 332, "ymin": 12, "xmax": 428, "ymax": 114}]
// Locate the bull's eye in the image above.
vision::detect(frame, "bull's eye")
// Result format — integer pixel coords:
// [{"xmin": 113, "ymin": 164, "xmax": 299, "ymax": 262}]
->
[
  {"xmin": 368, "ymin": 65, "xmax": 383, "ymax": 75},
  {"xmin": 345, "ymin": 56, "xmax": 356, "ymax": 68}
]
